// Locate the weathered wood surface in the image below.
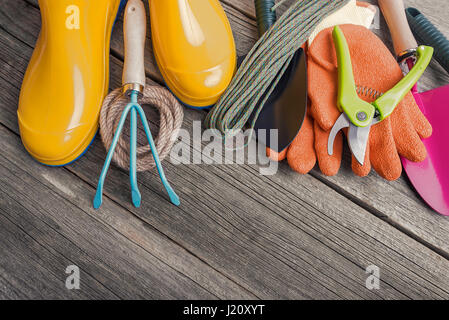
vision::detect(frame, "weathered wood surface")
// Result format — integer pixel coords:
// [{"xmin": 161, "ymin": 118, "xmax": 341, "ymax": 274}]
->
[{"xmin": 0, "ymin": 0, "xmax": 449, "ymax": 299}]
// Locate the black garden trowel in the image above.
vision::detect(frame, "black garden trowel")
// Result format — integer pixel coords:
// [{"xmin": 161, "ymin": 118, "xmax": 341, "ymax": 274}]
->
[{"xmin": 248, "ymin": 0, "xmax": 308, "ymax": 153}]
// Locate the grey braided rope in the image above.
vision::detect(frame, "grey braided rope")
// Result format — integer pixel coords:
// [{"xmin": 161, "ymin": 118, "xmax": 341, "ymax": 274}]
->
[
  {"xmin": 99, "ymin": 85, "xmax": 184, "ymax": 172},
  {"xmin": 205, "ymin": 0, "xmax": 350, "ymax": 135}
]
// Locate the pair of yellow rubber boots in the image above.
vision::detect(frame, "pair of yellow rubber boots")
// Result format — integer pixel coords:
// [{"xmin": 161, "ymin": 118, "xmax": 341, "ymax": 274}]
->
[{"xmin": 18, "ymin": 0, "xmax": 236, "ymax": 166}]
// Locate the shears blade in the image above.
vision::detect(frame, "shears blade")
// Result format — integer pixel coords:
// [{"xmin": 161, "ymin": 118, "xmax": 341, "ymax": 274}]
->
[
  {"xmin": 348, "ymin": 117, "xmax": 380, "ymax": 165},
  {"xmin": 328, "ymin": 114, "xmax": 380, "ymax": 166},
  {"xmin": 328, "ymin": 113, "xmax": 350, "ymax": 156},
  {"xmin": 348, "ymin": 124, "xmax": 371, "ymax": 165}
]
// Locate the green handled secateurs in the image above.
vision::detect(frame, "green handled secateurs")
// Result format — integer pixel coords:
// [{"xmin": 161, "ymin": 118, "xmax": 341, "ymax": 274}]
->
[{"xmin": 328, "ymin": 26, "xmax": 433, "ymax": 165}]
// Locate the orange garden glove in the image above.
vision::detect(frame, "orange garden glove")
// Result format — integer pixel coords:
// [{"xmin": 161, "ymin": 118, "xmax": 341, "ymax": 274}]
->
[
  {"xmin": 268, "ymin": 108, "xmax": 342, "ymax": 176},
  {"xmin": 269, "ymin": 24, "xmax": 432, "ymax": 181}
]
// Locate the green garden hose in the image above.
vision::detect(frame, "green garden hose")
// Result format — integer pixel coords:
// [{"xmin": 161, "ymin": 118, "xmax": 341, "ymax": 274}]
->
[
  {"xmin": 254, "ymin": 0, "xmax": 276, "ymax": 36},
  {"xmin": 205, "ymin": 0, "xmax": 350, "ymax": 136},
  {"xmin": 406, "ymin": 7, "xmax": 449, "ymax": 74}
]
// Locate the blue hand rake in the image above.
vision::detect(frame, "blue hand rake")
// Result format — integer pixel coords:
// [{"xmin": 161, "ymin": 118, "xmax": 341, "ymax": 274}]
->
[{"xmin": 94, "ymin": 0, "xmax": 180, "ymax": 209}]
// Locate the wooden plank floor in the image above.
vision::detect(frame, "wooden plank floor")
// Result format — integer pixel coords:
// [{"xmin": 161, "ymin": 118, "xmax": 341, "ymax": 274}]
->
[{"xmin": 1, "ymin": 0, "xmax": 449, "ymax": 299}]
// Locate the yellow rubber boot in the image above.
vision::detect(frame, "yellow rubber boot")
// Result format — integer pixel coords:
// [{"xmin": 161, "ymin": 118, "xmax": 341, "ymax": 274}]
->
[
  {"xmin": 149, "ymin": 0, "xmax": 237, "ymax": 108},
  {"xmin": 18, "ymin": 0, "xmax": 123, "ymax": 166}
]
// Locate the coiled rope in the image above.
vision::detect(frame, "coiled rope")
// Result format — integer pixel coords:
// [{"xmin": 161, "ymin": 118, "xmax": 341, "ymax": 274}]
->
[
  {"xmin": 99, "ymin": 86, "xmax": 184, "ymax": 172},
  {"xmin": 205, "ymin": 0, "xmax": 350, "ymax": 135}
]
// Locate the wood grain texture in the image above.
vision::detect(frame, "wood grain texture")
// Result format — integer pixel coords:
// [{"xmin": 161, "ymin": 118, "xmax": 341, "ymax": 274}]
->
[
  {"xmin": 0, "ymin": 122, "xmax": 253, "ymax": 299},
  {"xmin": 0, "ymin": 0, "xmax": 449, "ymax": 299}
]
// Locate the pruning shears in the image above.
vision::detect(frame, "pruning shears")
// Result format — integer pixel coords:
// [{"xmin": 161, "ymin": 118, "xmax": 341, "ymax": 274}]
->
[{"xmin": 328, "ymin": 26, "xmax": 433, "ymax": 165}]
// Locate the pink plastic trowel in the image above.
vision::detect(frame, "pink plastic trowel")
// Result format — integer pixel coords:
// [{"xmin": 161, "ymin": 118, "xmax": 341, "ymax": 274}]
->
[
  {"xmin": 403, "ymin": 83, "xmax": 449, "ymax": 215},
  {"xmin": 380, "ymin": 0, "xmax": 449, "ymax": 216}
]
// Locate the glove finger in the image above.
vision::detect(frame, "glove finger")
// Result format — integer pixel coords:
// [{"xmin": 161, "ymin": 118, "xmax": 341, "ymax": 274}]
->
[
  {"xmin": 390, "ymin": 99, "xmax": 428, "ymax": 162},
  {"xmin": 369, "ymin": 119, "xmax": 402, "ymax": 180},
  {"xmin": 267, "ymin": 147, "xmax": 287, "ymax": 162},
  {"xmin": 286, "ymin": 114, "xmax": 316, "ymax": 174},
  {"xmin": 351, "ymin": 154, "xmax": 371, "ymax": 177},
  {"xmin": 308, "ymin": 29, "xmax": 341, "ymax": 131},
  {"xmin": 308, "ymin": 69, "xmax": 340, "ymax": 131},
  {"xmin": 314, "ymin": 120, "xmax": 341, "ymax": 176},
  {"xmin": 404, "ymin": 92, "xmax": 433, "ymax": 139}
]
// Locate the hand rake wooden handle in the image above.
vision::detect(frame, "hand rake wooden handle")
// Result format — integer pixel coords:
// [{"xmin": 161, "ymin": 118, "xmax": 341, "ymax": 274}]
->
[{"xmin": 123, "ymin": 0, "xmax": 146, "ymax": 90}]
